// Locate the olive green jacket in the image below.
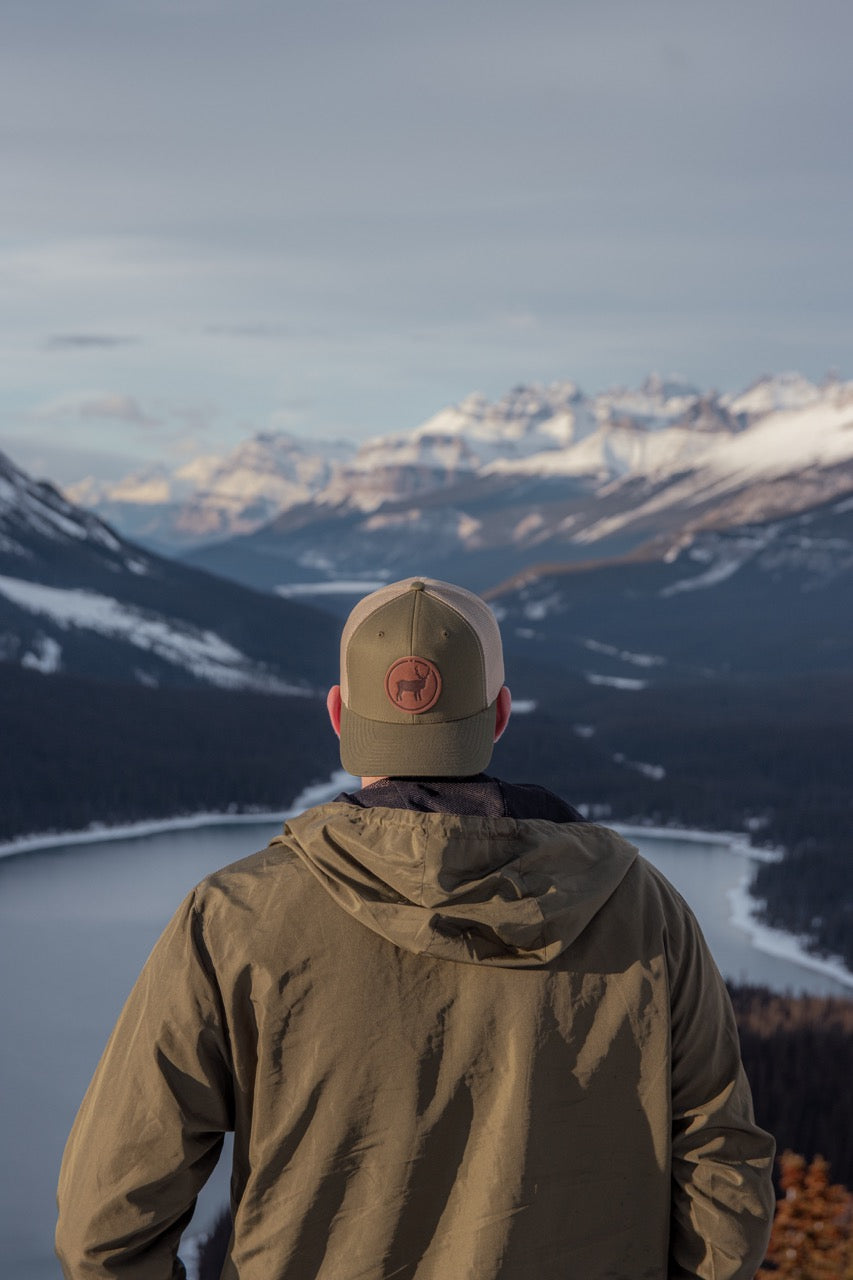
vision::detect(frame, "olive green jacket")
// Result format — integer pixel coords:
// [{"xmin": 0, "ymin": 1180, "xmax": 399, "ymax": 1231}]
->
[{"xmin": 57, "ymin": 805, "xmax": 775, "ymax": 1278}]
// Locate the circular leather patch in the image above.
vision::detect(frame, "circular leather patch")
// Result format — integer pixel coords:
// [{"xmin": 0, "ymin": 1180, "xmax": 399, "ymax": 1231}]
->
[{"xmin": 384, "ymin": 656, "xmax": 442, "ymax": 713}]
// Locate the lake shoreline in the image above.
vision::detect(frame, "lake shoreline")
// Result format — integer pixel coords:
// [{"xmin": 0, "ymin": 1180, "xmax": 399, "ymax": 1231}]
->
[
  {"xmin": 0, "ymin": 770, "xmax": 357, "ymax": 861},
  {"xmin": 3, "ymin": 778, "xmax": 851, "ymax": 992}
]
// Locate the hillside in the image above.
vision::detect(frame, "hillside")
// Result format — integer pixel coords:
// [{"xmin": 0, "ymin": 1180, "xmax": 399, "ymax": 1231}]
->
[
  {"xmin": 0, "ymin": 665, "xmax": 339, "ymax": 845},
  {"xmin": 3, "ymin": 448, "xmax": 851, "ymax": 973},
  {"xmin": 0, "ymin": 449, "xmax": 338, "ymax": 692},
  {"xmin": 485, "ymin": 500, "xmax": 853, "ymax": 969}
]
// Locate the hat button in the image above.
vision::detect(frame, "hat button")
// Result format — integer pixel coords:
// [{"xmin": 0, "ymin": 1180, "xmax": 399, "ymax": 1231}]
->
[{"xmin": 410, "ymin": 580, "xmax": 425, "ymax": 591}]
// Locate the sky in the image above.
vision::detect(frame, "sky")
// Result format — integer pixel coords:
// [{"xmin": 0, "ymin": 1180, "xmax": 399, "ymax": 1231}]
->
[{"xmin": 2, "ymin": 0, "xmax": 852, "ymax": 484}]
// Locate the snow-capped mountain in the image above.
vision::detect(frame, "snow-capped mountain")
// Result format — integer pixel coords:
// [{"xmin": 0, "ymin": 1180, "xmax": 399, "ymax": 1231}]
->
[
  {"xmin": 66, "ymin": 431, "xmax": 355, "ymax": 552},
  {"xmin": 175, "ymin": 373, "xmax": 852, "ymax": 595},
  {"xmin": 60, "ymin": 370, "xmax": 853, "ymax": 595},
  {"xmin": 0, "ymin": 451, "xmax": 337, "ymax": 691},
  {"xmin": 62, "ymin": 375, "xmax": 731, "ymax": 545}
]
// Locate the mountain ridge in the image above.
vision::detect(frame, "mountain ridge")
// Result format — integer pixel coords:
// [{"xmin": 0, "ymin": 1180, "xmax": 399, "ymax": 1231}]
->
[
  {"xmin": 62, "ymin": 371, "xmax": 850, "ymax": 562},
  {"xmin": 50, "ymin": 368, "xmax": 851, "ymax": 598},
  {"xmin": 0, "ymin": 450, "xmax": 338, "ymax": 692}
]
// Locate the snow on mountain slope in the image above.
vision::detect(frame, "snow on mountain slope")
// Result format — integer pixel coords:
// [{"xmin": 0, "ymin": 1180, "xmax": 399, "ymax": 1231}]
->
[
  {"xmin": 0, "ymin": 574, "xmax": 304, "ymax": 693},
  {"xmin": 61, "ymin": 371, "xmax": 853, "ymax": 574},
  {"xmin": 483, "ymin": 422, "xmax": 712, "ymax": 481},
  {"xmin": 702, "ymin": 389, "xmax": 853, "ymax": 482},
  {"xmin": 572, "ymin": 385, "xmax": 853, "ymax": 547},
  {"xmin": 172, "ymin": 431, "xmax": 355, "ymax": 537},
  {"xmin": 66, "ymin": 431, "xmax": 355, "ymax": 547},
  {"xmin": 1, "ymin": 450, "xmax": 132, "ymax": 563},
  {"xmin": 487, "ymin": 495, "xmax": 853, "ymax": 685},
  {"xmin": 594, "ymin": 373, "xmax": 702, "ymax": 426},
  {"xmin": 0, "ymin": 450, "xmax": 338, "ymax": 691},
  {"xmin": 723, "ymin": 371, "xmax": 825, "ymax": 418},
  {"xmin": 313, "ymin": 383, "xmax": 599, "ymax": 512}
]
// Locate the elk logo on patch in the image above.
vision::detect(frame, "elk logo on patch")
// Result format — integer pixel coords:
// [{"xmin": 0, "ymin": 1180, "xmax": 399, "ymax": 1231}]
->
[{"xmin": 384, "ymin": 656, "xmax": 442, "ymax": 713}]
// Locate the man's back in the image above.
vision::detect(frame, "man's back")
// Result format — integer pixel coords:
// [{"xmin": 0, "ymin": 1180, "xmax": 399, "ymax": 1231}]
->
[
  {"xmin": 56, "ymin": 577, "xmax": 775, "ymax": 1278},
  {"xmin": 57, "ymin": 797, "xmax": 774, "ymax": 1279}
]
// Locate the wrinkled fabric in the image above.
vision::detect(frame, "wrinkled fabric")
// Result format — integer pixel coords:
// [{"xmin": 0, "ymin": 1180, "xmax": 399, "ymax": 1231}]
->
[{"xmin": 57, "ymin": 803, "xmax": 775, "ymax": 1279}]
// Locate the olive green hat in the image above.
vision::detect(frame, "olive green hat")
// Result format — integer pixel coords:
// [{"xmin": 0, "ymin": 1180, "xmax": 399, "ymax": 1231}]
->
[{"xmin": 338, "ymin": 577, "xmax": 505, "ymax": 778}]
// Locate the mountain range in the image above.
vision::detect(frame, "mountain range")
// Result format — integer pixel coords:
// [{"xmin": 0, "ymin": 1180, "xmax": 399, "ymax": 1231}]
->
[
  {"xmin": 2, "ymin": 422, "xmax": 852, "ymax": 971},
  {"xmin": 65, "ymin": 371, "xmax": 853, "ymax": 596}
]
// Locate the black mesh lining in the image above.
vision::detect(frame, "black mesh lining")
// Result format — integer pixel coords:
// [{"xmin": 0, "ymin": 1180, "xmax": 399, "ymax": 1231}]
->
[{"xmin": 334, "ymin": 774, "xmax": 584, "ymax": 823}]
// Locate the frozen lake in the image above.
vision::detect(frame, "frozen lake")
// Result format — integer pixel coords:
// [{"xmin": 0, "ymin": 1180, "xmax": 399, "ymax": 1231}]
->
[{"xmin": 1, "ymin": 800, "xmax": 849, "ymax": 1277}]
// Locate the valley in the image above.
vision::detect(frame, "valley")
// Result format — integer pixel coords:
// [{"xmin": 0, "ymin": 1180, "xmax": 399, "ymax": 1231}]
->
[{"xmin": 2, "ymin": 369, "xmax": 852, "ymax": 977}]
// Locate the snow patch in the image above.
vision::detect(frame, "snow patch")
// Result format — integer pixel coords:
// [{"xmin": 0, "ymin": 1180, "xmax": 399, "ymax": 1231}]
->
[
  {"xmin": 725, "ymin": 372, "xmax": 822, "ymax": 418},
  {"xmin": 0, "ymin": 574, "xmax": 307, "ymax": 695},
  {"xmin": 21, "ymin": 633, "xmax": 62, "ymax": 674},
  {"xmin": 363, "ymin": 510, "xmax": 424, "ymax": 531},
  {"xmin": 512, "ymin": 512, "xmax": 545, "ymax": 542},
  {"xmin": 582, "ymin": 638, "xmax": 666, "ymax": 667},
  {"xmin": 522, "ymin": 593, "xmax": 561, "ymax": 621},
  {"xmin": 585, "ymin": 672, "xmax": 647, "ymax": 690},
  {"xmin": 457, "ymin": 513, "xmax": 482, "ymax": 544},
  {"xmin": 612, "ymin": 752, "xmax": 665, "ymax": 780},
  {"xmin": 660, "ymin": 558, "xmax": 743, "ymax": 596},
  {"xmin": 727, "ymin": 873, "xmax": 853, "ymax": 991},
  {"xmin": 276, "ymin": 580, "xmax": 386, "ymax": 597},
  {"xmin": 0, "ymin": 532, "xmax": 32, "ymax": 558},
  {"xmin": 510, "ymin": 699, "xmax": 537, "ymax": 714},
  {"xmin": 0, "ymin": 475, "xmax": 18, "ymax": 508}
]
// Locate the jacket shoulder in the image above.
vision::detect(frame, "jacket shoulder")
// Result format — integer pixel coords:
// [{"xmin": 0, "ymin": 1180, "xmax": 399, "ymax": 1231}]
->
[{"xmin": 190, "ymin": 836, "xmax": 318, "ymax": 929}]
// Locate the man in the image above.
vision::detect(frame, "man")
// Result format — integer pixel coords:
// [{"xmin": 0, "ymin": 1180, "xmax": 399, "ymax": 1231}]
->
[{"xmin": 57, "ymin": 576, "xmax": 775, "ymax": 1279}]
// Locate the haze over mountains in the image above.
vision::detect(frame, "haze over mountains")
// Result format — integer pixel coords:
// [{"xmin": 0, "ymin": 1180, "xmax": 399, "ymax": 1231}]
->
[{"xmin": 65, "ymin": 371, "xmax": 853, "ymax": 596}]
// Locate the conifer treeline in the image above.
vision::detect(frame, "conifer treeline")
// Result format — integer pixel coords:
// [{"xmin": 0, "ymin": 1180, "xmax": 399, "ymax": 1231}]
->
[
  {"xmin": 3, "ymin": 665, "xmax": 845, "ymax": 962},
  {"xmin": 0, "ymin": 666, "xmax": 339, "ymax": 841},
  {"xmin": 3, "ymin": 665, "xmax": 851, "ymax": 966},
  {"xmin": 730, "ymin": 985, "xmax": 853, "ymax": 1187}
]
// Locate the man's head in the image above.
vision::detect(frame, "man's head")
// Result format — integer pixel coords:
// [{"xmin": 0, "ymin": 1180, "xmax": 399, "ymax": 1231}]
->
[{"xmin": 327, "ymin": 576, "xmax": 510, "ymax": 779}]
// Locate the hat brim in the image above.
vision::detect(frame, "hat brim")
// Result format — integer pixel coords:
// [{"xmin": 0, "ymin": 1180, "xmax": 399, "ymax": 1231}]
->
[{"xmin": 339, "ymin": 701, "xmax": 497, "ymax": 778}]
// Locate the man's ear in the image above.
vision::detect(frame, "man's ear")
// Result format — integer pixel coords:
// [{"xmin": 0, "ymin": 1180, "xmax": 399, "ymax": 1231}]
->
[
  {"xmin": 326, "ymin": 685, "xmax": 342, "ymax": 737},
  {"xmin": 494, "ymin": 685, "xmax": 511, "ymax": 742}
]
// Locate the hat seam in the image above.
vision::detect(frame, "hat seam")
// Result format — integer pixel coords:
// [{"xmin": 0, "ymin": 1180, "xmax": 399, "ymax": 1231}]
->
[{"xmin": 423, "ymin": 590, "xmax": 487, "ymax": 702}]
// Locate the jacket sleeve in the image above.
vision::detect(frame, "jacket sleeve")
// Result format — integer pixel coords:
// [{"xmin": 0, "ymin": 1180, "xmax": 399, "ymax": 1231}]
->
[
  {"xmin": 56, "ymin": 890, "xmax": 234, "ymax": 1279},
  {"xmin": 666, "ymin": 893, "xmax": 776, "ymax": 1279}
]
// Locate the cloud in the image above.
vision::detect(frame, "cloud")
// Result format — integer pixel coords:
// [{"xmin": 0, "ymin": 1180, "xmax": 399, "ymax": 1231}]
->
[
  {"xmin": 204, "ymin": 323, "xmax": 292, "ymax": 339},
  {"xmin": 32, "ymin": 392, "xmax": 161, "ymax": 428},
  {"xmin": 46, "ymin": 333, "xmax": 138, "ymax": 350}
]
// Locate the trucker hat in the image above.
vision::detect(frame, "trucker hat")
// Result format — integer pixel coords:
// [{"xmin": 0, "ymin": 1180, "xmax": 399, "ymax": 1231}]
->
[{"xmin": 338, "ymin": 577, "xmax": 505, "ymax": 778}]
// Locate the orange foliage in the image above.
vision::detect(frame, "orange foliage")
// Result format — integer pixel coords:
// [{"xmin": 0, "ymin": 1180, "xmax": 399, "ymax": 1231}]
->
[{"xmin": 758, "ymin": 1151, "xmax": 853, "ymax": 1278}]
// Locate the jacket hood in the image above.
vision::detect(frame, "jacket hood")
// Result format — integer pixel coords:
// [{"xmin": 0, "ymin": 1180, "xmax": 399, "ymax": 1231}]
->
[{"xmin": 277, "ymin": 803, "xmax": 638, "ymax": 968}]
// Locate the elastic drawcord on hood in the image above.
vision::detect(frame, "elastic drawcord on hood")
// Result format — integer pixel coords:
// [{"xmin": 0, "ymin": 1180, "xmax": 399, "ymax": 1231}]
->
[{"xmin": 276, "ymin": 804, "xmax": 638, "ymax": 968}]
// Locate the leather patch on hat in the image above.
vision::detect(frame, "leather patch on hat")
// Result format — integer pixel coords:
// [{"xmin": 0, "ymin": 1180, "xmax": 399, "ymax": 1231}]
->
[{"xmin": 384, "ymin": 656, "xmax": 442, "ymax": 713}]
